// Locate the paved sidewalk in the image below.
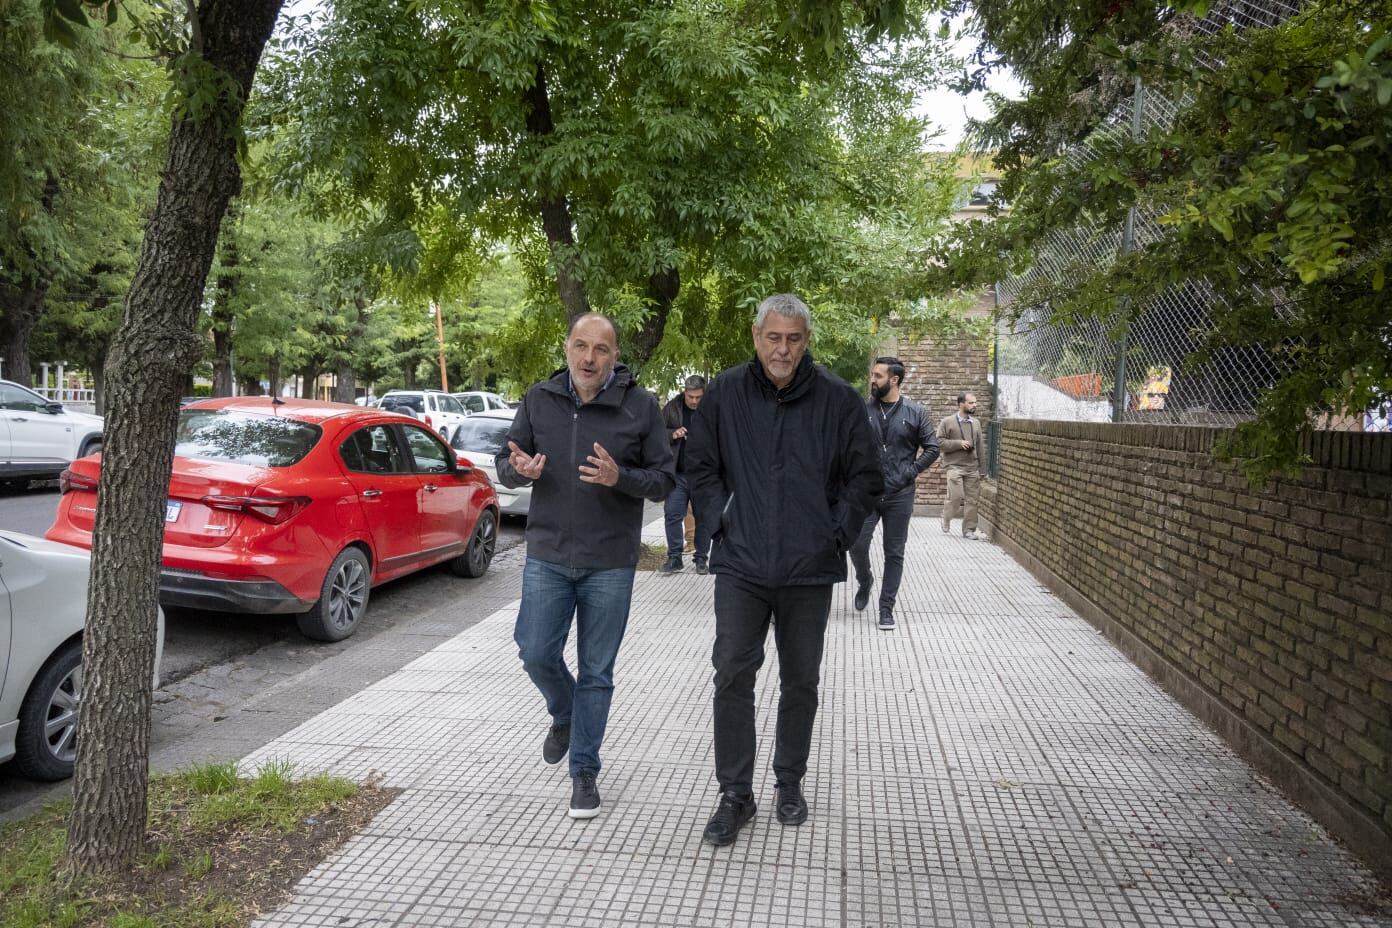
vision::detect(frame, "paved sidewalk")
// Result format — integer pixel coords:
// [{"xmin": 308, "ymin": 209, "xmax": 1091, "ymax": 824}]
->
[{"xmin": 243, "ymin": 519, "xmax": 1390, "ymax": 927}]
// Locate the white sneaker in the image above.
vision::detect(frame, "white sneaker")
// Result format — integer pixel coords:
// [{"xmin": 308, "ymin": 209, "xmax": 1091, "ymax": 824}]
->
[
  {"xmin": 941, "ymin": 522, "xmax": 951, "ymax": 534},
  {"xmin": 963, "ymin": 529, "xmax": 979, "ymax": 540}
]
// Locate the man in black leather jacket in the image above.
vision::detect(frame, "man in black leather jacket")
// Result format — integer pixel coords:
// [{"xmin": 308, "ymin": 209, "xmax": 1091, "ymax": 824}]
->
[
  {"xmin": 850, "ymin": 357, "xmax": 940, "ymax": 630},
  {"xmin": 686, "ymin": 294, "xmax": 882, "ymax": 847}
]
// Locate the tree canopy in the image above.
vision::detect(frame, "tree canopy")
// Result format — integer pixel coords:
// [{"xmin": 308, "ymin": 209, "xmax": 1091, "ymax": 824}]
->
[{"xmin": 938, "ymin": 0, "xmax": 1391, "ymax": 481}]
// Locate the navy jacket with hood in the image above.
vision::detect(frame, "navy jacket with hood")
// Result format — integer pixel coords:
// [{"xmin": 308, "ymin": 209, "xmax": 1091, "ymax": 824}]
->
[
  {"xmin": 496, "ymin": 364, "xmax": 675, "ymax": 569},
  {"xmin": 686, "ymin": 353, "xmax": 883, "ymax": 586}
]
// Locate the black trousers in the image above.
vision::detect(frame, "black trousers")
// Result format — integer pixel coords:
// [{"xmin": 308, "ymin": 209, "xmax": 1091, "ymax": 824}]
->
[
  {"xmin": 849, "ymin": 485, "xmax": 915, "ymax": 612},
  {"xmin": 712, "ymin": 574, "xmax": 833, "ymax": 796}
]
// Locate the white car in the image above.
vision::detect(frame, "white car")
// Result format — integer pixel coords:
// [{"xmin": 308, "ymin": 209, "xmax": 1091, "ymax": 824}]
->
[
  {"xmin": 449, "ymin": 409, "xmax": 530, "ymax": 517},
  {"xmin": 0, "ymin": 531, "xmax": 164, "ymax": 780},
  {"xmin": 0, "ymin": 380, "xmax": 104, "ymax": 487},
  {"xmin": 452, "ymin": 391, "xmax": 511, "ymax": 415},
  {"xmin": 378, "ymin": 389, "xmax": 468, "ymax": 439}
]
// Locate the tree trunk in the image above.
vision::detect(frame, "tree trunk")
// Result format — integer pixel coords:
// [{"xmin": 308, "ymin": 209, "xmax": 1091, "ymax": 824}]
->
[
  {"xmin": 300, "ymin": 365, "xmax": 318, "ymax": 399},
  {"xmin": 268, "ymin": 355, "xmax": 281, "ymax": 398},
  {"xmin": 524, "ymin": 62, "xmax": 589, "ymax": 321},
  {"xmin": 210, "ymin": 203, "xmax": 241, "ymax": 397},
  {"xmin": 0, "ymin": 283, "xmax": 45, "ymax": 387},
  {"xmin": 0, "ymin": 172, "xmax": 61, "ymax": 387},
  {"xmin": 333, "ymin": 296, "xmax": 364, "ymax": 403},
  {"xmin": 64, "ymin": 0, "xmax": 285, "ymax": 880},
  {"xmin": 630, "ymin": 266, "xmax": 680, "ymax": 369},
  {"xmin": 93, "ymin": 365, "xmax": 105, "ymax": 416}
]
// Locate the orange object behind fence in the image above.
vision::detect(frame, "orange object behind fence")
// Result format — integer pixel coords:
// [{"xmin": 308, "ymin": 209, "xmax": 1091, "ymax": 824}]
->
[{"xmin": 1051, "ymin": 373, "xmax": 1103, "ymax": 398}]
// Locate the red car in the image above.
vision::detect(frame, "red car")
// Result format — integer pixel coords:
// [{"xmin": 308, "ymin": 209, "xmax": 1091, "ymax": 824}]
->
[{"xmin": 47, "ymin": 397, "xmax": 499, "ymax": 641}]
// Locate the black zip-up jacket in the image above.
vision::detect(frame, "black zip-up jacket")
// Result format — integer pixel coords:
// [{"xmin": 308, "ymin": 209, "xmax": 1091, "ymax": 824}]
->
[
  {"xmin": 867, "ymin": 394, "xmax": 940, "ymax": 496},
  {"xmin": 686, "ymin": 353, "xmax": 883, "ymax": 586},
  {"xmin": 496, "ymin": 365, "xmax": 675, "ymax": 569}
]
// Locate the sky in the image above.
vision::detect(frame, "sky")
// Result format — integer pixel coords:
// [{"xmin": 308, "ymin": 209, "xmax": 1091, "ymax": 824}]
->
[{"xmin": 914, "ymin": 17, "xmax": 1023, "ymax": 151}]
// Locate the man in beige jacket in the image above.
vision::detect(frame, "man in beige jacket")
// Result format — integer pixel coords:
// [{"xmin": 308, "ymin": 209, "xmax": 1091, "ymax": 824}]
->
[{"xmin": 937, "ymin": 392, "xmax": 985, "ymax": 539}]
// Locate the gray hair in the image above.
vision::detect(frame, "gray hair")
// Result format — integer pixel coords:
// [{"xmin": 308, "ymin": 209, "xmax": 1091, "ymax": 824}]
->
[
  {"xmin": 753, "ymin": 293, "xmax": 812, "ymax": 331},
  {"xmin": 683, "ymin": 374, "xmax": 707, "ymax": 391}
]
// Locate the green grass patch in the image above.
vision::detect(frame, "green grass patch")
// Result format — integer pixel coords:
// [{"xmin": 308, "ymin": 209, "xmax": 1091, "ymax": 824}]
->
[{"xmin": 0, "ymin": 762, "xmax": 393, "ymax": 928}]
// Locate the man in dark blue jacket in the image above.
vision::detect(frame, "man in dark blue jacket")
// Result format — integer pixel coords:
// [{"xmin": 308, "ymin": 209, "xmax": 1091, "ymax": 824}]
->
[
  {"xmin": 496, "ymin": 313, "xmax": 675, "ymax": 821},
  {"xmin": 686, "ymin": 294, "xmax": 882, "ymax": 846}
]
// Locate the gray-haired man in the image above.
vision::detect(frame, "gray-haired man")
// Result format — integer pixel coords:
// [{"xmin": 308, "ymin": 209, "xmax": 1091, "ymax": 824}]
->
[{"xmin": 687, "ymin": 294, "xmax": 883, "ymax": 846}]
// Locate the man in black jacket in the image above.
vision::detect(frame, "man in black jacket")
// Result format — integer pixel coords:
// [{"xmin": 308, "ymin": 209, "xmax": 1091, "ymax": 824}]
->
[
  {"xmin": 686, "ymin": 294, "xmax": 882, "ymax": 846},
  {"xmin": 496, "ymin": 313, "xmax": 675, "ymax": 821},
  {"xmin": 659, "ymin": 374, "xmax": 710, "ymax": 573},
  {"xmin": 850, "ymin": 356, "xmax": 940, "ymax": 630}
]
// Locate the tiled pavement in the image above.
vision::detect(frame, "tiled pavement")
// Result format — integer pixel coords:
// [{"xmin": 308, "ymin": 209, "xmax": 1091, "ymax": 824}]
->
[{"xmin": 242, "ymin": 519, "xmax": 1391, "ymax": 927}]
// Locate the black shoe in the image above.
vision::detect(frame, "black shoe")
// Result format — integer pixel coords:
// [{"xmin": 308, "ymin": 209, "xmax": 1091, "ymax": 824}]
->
[
  {"xmin": 703, "ymin": 790, "xmax": 756, "ymax": 846},
  {"xmin": 542, "ymin": 722, "xmax": 570, "ymax": 765},
  {"xmin": 659, "ymin": 556, "xmax": 682, "ymax": 573},
  {"xmin": 878, "ymin": 608, "xmax": 895, "ymax": 630},
  {"xmin": 569, "ymin": 772, "xmax": 601, "ymax": 819},
  {"xmin": 853, "ymin": 582, "xmax": 872, "ymax": 611},
  {"xmin": 774, "ymin": 781, "xmax": 808, "ymax": 826},
  {"xmin": 694, "ymin": 559, "xmax": 709, "ymax": 575}
]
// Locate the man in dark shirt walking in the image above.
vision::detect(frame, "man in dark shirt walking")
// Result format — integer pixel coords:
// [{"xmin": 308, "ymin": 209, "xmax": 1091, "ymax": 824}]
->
[
  {"xmin": 659, "ymin": 374, "xmax": 710, "ymax": 574},
  {"xmin": 496, "ymin": 313, "xmax": 674, "ymax": 820},
  {"xmin": 850, "ymin": 356, "xmax": 940, "ymax": 630},
  {"xmin": 687, "ymin": 294, "xmax": 882, "ymax": 846}
]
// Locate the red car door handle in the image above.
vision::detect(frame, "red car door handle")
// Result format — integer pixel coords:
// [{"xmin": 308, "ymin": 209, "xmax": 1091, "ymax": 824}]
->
[
  {"xmin": 361, "ymin": 489, "xmax": 382, "ymax": 498},
  {"xmin": 423, "ymin": 484, "xmax": 439, "ymax": 492}
]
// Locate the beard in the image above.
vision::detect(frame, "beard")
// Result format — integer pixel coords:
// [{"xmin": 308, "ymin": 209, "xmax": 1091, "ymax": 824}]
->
[{"xmin": 870, "ymin": 382, "xmax": 891, "ymax": 401}]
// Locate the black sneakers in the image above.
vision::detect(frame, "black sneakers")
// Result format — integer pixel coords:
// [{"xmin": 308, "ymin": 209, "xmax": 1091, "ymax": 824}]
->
[
  {"xmin": 694, "ymin": 559, "xmax": 709, "ymax": 575},
  {"xmin": 569, "ymin": 772, "xmax": 601, "ymax": 819},
  {"xmin": 853, "ymin": 581, "xmax": 872, "ymax": 611},
  {"xmin": 878, "ymin": 608, "xmax": 895, "ymax": 630},
  {"xmin": 543, "ymin": 722, "xmax": 570, "ymax": 765},
  {"xmin": 703, "ymin": 790, "xmax": 756, "ymax": 846},
  {"xmin": 774, "ymin": 781, "xmax": 808, "ymax": 825},
  {"xmin": 659, "ymin": 556, "xmax": 683, "ymax": 573}
]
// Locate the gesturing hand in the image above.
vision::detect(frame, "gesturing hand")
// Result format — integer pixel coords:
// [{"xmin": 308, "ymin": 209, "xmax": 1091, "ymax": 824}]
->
[
  {"xmin": 673, "ymin": 426, "xmax": 689, "ymax": 440},
  {"xmin": 508, "ymin": 441, "xmax": 547, "ymax": 480},
  {"xmin": 578, "ymin": 442, "xmax": 620, "ymax": 487}
]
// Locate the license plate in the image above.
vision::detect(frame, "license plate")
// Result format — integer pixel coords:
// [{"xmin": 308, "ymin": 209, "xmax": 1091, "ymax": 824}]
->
[{"xmin": 165, "ymin": 501, "xmax": 182, "ymax": 523}]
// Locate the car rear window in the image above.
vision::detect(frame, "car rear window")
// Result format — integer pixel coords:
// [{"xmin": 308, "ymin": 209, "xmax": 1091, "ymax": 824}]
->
[
  {"xmin": 384, "ymin": 393, "xmax": 425, "ymax": 414},
  {"xmin": 451, "ymin": 417, "xmax": 512, "ymax": 454},
  {"xmin": 175, "ymin": 410, "xmax": 322, "ymax": 467}
]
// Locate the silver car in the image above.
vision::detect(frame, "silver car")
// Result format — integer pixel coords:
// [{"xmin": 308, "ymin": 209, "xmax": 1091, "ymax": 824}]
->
[
  {"xmin": 0, "ymin": 531, "xmax": 165, "ymax": 780},
  {"xmin": 449, "ymin": 409, "xmax": 529, "ymax": 517}
]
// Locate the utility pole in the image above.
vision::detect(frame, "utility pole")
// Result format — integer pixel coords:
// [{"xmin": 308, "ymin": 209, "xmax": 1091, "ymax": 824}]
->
[{"xmin": 432, "ymin": 300, "xmax": 449, "ymax": 392}]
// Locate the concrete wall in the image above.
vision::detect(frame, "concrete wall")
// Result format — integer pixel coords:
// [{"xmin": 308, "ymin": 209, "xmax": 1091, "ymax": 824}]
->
[{"xmin": 980, "ymin": 420, "xmax": 1392, "ymax": 876}]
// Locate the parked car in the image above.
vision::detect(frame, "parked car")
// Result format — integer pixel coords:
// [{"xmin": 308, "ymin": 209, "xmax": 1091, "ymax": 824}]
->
[
  {"xmin": 0, "ymin": 379, "xmax": 104, "ymax": 488},
  {"xmin": 47, "ymin": 397, "xmax": 499, "ymax": 642},
  {"xmin": 377, "ymin": 389, "xmax": 468, "ymax": 438},
  {"xmin": 0, "ymin": 530, "xmax": 165, "ymax": 780},
  {"xmin": 452, "ymin": 391, "xmax": 511, "ymax": 415},
  {"xmin": 449, "ymin": 409, "xmax": 529, "ymax": 517}
]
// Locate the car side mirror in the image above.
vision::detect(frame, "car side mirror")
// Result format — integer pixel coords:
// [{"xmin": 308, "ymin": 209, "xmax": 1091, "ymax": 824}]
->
[
  {"xmin": 452, "ymin": 453, "xmax": 473, "ymax": 476},
  {"xmin": 45, "ymin": 402, "xmax": 64, "ymax": 414}
]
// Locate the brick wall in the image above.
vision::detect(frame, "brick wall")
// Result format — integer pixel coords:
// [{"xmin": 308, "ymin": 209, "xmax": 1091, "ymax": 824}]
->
[
  {"xmin": 880, "ymin": 294, "xmax": 994, "ymax": 508},
  {"xmin": 981, "ymin": 421, "xmax": 1392, "ymax": 873}
]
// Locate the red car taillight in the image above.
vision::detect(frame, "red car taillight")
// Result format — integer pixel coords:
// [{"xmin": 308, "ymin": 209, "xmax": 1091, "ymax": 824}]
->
[
  {"xmin": 201, "ymin": 495, "xmax": 310, "ymax": 525},
  {"xmin": 60, "ymin": 469, "xmax": 99, "ymax": 494}
]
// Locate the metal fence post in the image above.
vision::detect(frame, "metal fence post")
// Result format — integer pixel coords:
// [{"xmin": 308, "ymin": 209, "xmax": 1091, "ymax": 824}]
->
[{"xmin": 1112, "ymin": 75, "xmax": 1145, "ymax": 423}]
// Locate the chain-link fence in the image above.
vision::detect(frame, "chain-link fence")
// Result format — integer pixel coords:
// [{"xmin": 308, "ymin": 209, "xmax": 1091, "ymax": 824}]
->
[{"xmin": 993, "ymin": 0, "xmax": 1306, "ymax": 427}]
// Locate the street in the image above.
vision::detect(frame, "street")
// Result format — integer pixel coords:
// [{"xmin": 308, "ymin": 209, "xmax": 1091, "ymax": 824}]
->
[{"xmin": 0, "ymin": 481, "xmax": 527, "ymax": 810}]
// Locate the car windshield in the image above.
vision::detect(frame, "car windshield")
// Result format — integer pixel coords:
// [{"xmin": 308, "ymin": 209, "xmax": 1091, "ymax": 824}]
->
[
  {"xmin": 451, "ymin": 418, "xmax": 511, "ymax": 454},
  {"xmin": 175, "ymin": 410, "xmax": 322, "ymax": 467}
]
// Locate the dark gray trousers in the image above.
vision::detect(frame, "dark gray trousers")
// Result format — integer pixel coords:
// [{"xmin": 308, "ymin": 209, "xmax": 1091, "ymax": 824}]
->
[{"xmin": 849, "ymin": 486, "xmax": 915, "ymax": 612}]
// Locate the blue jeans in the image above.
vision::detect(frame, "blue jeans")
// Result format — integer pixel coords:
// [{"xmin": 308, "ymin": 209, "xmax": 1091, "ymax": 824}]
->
[
  {"xmin": 514, "ymin": 557, "xmax": 636, "ymax": 777},
  {"xmin": 664, "ymin": 473, "xmax": 711, "ymax": 561}
]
